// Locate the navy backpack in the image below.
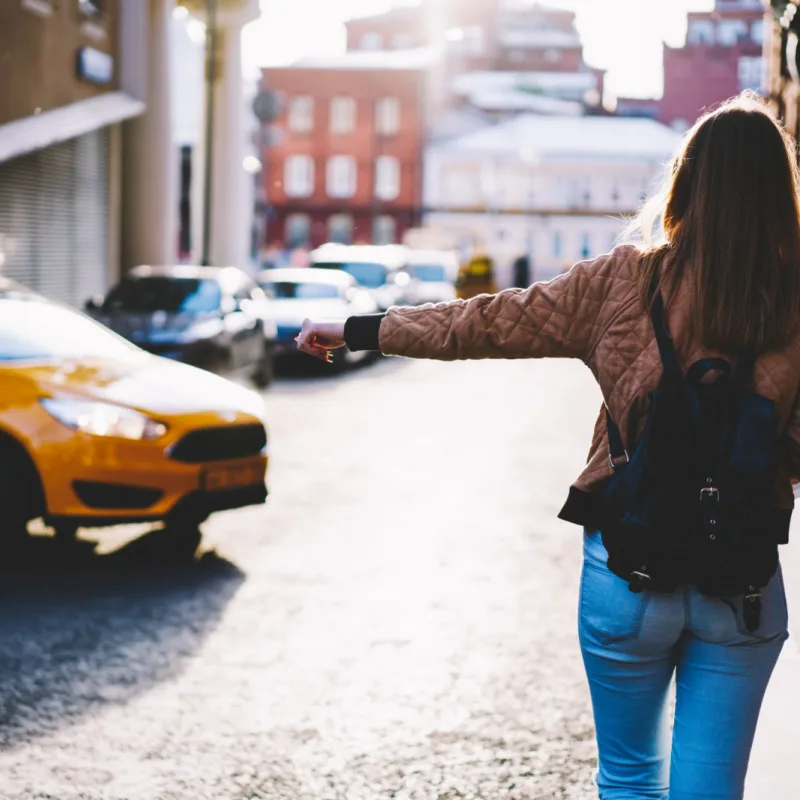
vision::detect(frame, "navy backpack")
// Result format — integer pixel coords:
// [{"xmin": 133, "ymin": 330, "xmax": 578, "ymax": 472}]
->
[{"xmin": 600, "ymin": 283, "xmax": 788, "ymax": 632}]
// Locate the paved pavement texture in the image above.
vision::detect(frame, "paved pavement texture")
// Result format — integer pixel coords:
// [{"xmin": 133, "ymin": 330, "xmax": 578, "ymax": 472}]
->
[{"xmin": 0, "ymin": 353, "xmax": 795, "ymax": 799}]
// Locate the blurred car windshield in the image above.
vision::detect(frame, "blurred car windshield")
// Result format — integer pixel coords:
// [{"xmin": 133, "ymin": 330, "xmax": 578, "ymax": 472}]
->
[
  {"xmin": 315, "ymin": 262, "xmax": 388, "ymax": 289},
  {"xmin": 411, "ymin": 266, "xmax": 447, "ymax": 282},
  {"xmin": 0, "ymin": 297, "xmax": 140, "ymax": 361},
  {"xmin": 264, "ymin": 281, "xmax": 340, "ymax": 300},
  {"xmin": 103, "ymin": 277, "xmax": 222, "ymax": 314}
]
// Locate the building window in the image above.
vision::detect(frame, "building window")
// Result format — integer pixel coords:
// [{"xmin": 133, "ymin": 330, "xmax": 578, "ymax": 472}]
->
[
  {"xmin": 330, "ymin": 97, "xmax": 356, "ymax": 135},
  {"xmin": 580, "ymin": 233, "xmax": 592, "ymax": 260},
  {"xmin": 285, "ymin": 214, "xmax": 311, "ymax": 248},
  {"xmin": 444, "ymin": 167, "xmax": 481, "ymax": 206},
  {"xmin": 717, "ymin": 19, "xmax": 747, "ymax": 47},
  {"xmin": 375, "ymin": 97, "xmax": 401, "ymax": 136},
  {"xmin": 360, "ymin": 33, "xmax": 383, "ymax": 50},
  {"xmin": 373, "ymin": 215, "xmax": 397, "ymax": 245},
  {"xmin": 328, "ymin": 214, "xmax": 354, "ymax": 244},
  {"xmin": 374, "ymin": 156, "xmax": 400, "ymax": 201},
  {"xmin": 688, "ymin": 20, "xmax": 715, "ymax": 45},
  {"xmin": 22, "ymin": 0, "xmax": 55, "ymax": 16},
  {"xmin": 751, "ymin": 20, "xmax": 765, "ymax": 45},
  {"xmin": 78, "ymin": 0, "xmax": 104, "ymax": 16},
  {"xmin": 544, "ymin": 48, "xmax": 562, "ymax": 64},
  {"xmin": 284, "ymin": 155, "xmax": 315, "ymax": 198},
  {"xmin": 327, "ymin": 155, "xmax": 357, "ymax": 198},
  {"xmin": 287, "ymin": 96, "xmax": 314, "ymax": 133},
  {"xmin": 551, "ymin": 231, "xmax": 562, "ymax": 259},
  {"xmin": 393, "ymin": 33, "xmax": 416, "ymax": 49},
  {"xmin": 738, "ymin": 56, "xmax": 763, "ymax": 92}
]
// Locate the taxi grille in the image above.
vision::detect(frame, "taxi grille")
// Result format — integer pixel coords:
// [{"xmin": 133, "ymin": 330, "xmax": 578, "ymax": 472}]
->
[{"xmin": 169, "ymin": 424, "xmax": 267, "ymax": 464}]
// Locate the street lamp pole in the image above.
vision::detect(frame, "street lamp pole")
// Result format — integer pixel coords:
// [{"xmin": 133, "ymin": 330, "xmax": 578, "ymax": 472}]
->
[{"xmin": 201, "ymin": 0, "xmax": 218, "ymax": 266}]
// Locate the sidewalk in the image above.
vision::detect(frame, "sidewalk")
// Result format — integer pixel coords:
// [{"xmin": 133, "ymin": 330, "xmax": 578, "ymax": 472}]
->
[{"xmin": 745, "ymin": 525, "xmax": 800, "ymax": 799}]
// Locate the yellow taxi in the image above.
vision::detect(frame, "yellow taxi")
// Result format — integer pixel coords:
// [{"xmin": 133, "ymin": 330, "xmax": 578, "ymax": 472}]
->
[
  {"xmin": 0, "ymin": 279, "xmax": 268, "ymax": 541},
  {"xmin": 455, "ymin": 254, "xmax": 498, "ymax": 300}
]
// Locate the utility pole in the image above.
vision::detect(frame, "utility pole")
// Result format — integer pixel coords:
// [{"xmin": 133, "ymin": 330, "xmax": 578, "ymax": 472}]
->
[{"xmin": 201, "ymin": 0, "xmax": 218, "ymax": 266}]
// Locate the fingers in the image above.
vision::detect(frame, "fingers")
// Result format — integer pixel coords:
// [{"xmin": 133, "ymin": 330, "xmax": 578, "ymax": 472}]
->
[{"xmin": 296, "ymin": 320, "xmax": 332, "ymax": 362}]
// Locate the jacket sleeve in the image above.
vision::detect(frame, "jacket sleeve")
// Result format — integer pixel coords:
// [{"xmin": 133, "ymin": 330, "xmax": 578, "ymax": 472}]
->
[
  {"xmin": 378, "ymin": 249, "xmax": 633, "ymax": 363},
  {"xmin": 783, "ymin": 394, "xmax": 800, "ymax": 483}
]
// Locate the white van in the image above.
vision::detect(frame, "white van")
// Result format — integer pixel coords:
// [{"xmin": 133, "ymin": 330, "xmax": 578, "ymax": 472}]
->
[{"xmin": 309, "ymin": 244, "xmax": 416, "ymax": 310}]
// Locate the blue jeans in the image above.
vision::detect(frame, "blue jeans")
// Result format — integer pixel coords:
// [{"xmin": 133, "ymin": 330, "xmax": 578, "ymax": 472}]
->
[{"xmin": 579, "ymin": 530, "xmax": 788, "ymax": 800}]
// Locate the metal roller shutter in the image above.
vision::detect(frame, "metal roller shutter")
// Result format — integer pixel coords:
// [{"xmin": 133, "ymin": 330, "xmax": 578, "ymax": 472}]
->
[{"xmin": 0, "ymin": 128, "xmax": 109, "ymax": 307}]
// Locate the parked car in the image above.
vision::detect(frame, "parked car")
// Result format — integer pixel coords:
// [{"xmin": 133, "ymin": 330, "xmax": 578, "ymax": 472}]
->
[
  {"xmin": 309, "ymin": 243, "xmax": 416, "ymax": 310},
  {"xmin": 257, "ymin": 268, "xmax": 379, "ymax": 368},
  {"xmin": 86, "ymin": 265, "xmax": 275, "ymax": 388},
  {"xmin": 405, "ymin": 249, "xmax": 459, "ymax": 304},
  {"xmin": 0, "ymin": 278, "xmax": 268, "ymax": 543}
]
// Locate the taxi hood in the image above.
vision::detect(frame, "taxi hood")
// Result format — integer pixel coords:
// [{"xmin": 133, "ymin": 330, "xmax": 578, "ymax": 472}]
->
[{"xmin": 16, "ymin": 354, "xmax": 266, "ymax": 420}]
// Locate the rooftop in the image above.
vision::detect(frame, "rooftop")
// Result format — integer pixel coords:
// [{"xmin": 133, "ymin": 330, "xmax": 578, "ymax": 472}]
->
[
  {"xmin": 435, "ymin": 113, "xmax": 682, "ymax": 161},
  {"xmin": 284, "ymin": 47, "xmax": 440, "ymax": 71},
  {"xmin": 499, "ymin": 30, "xmax": 582, "ymax": 49},
  {"xmin": 453, "ymin": 70, "xmax": 600, "ymax": 97},
  {"xmin": 467, "ymin": 88, "xmax": 583, "ymax": 115}
]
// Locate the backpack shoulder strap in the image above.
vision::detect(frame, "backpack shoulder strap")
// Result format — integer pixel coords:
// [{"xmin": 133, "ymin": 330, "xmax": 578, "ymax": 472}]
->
[
  {"xmin": 606, "ymin": 407, "xmax": 629, "ymax": 469},
  {"xmin": 733, "ymin": 352, "xmax": 756, "ymax": 387},
  {"xmin": 650, "ymin": 291, "xmax": 681, "ymax": 381}
]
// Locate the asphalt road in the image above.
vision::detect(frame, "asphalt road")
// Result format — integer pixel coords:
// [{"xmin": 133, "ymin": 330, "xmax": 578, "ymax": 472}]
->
[{"xmin": 0, "ymin": 353, "xmax": 609, "ymax": 800}]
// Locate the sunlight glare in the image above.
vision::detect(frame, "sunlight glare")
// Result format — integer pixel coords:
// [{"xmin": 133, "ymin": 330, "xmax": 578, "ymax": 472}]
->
[{"xmin": 247, "ymin": 0, "xmax": 717, "ymax": 99}]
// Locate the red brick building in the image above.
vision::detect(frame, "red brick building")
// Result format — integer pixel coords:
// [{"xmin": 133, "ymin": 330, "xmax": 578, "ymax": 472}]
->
[
  {"xmin": 660, "ymin": 0, "xmax": 766, "ymax": 130},
  {"xmin": 261, "ymin": 53, "xmax": 429, "ymax": 249},
  {"xmin": 261, "ymin": 2, "xmax": 608, "ymax": 252}
]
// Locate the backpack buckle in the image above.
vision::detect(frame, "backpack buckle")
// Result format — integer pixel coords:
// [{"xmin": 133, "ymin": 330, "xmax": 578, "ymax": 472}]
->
[
  {"xmin": 628, "ymin": 569, "xmax": 652, "ymax": 594},
  {"xmin": 743, "ymin": 589, "xmax": 763, "ymax": 633},
  {"xmin": 700, "ymin": 487, "xmax": 720, "ymax": 502},
  {"xmin": 609, "ymin": 451, "xmax": 630, "ymax": 469}
]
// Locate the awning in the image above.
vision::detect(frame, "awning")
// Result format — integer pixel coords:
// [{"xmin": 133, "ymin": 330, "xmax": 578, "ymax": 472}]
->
[{"xmin": 0, "ymin": 92, "xmax": 145, "ymax": 164}]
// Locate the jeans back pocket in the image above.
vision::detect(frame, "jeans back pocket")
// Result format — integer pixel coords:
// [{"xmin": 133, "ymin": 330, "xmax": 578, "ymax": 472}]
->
[
  {"xmin": 731, "ymin": 564, "xmax": 789, "ymax": 643},
  {"xmin": 580, "ymin": 559, "xmax": 651, "ymax": 644}
]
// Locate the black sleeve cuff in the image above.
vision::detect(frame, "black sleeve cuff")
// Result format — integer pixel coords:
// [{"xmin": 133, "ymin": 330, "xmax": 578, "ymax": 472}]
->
[{"xmin": 344, "ymin": 314, "xmax": 385, "ymax": 352}]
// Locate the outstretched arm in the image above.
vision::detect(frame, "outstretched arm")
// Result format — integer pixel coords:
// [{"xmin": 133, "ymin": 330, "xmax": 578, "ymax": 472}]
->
[{"xmin": 297, "ymin": 250, "xmax": 632, "ymax": 364}]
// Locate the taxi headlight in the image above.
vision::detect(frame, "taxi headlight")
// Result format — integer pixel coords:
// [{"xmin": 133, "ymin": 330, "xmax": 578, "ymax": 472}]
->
[{"xmin": 41, "ymin": 398, "xmax": 168, "ymax": 441}]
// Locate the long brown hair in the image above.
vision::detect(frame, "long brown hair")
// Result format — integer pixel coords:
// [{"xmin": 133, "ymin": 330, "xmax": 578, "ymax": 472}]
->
[{"xmin": 637, "ymin": 93, "xmax": 800, "ymax": 354}]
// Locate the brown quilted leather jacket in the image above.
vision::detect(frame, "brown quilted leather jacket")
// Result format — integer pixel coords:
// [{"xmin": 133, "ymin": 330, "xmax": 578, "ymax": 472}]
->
[{"xmin": 377, "ymin": 245, "xmax": 800, "ymax": 525}]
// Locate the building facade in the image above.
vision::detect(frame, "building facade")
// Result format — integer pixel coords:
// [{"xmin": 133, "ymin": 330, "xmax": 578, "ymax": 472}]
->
[
  {"xmin": 0, "ymin": 0, "xmax": 260, "ymax": 309},
  {"xmin": 261, "ymin": 53, "xmax": 429, "ymax": 250},
  {"xmin": 660, "ymin": 0, "xmax": 766, "ymax": 130},
  {"xmin": 0, "ymin": 0, "xmax": 138, "ymax": 306},
  {"xmin": 765, "ymin": 1, "xmax": 800, "ymax": 142},
  {"xmin": 423, "ymin": 114, "xmax": 680, "ymax": 287}
]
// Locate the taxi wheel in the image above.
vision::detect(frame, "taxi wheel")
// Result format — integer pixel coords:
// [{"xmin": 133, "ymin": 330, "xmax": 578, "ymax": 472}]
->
[
  {"xmin": 0, "ymin": 439, "xmax": 44, "ymax": 544},
  {"xmin": 159, "ymin": 523, "xmax": 202, "ymax": 563}
]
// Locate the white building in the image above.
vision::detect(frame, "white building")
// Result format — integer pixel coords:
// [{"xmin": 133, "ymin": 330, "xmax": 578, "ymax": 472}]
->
[{"xmin": 423, "ymin": 114, "xmax": 682, "ymax": 286}]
